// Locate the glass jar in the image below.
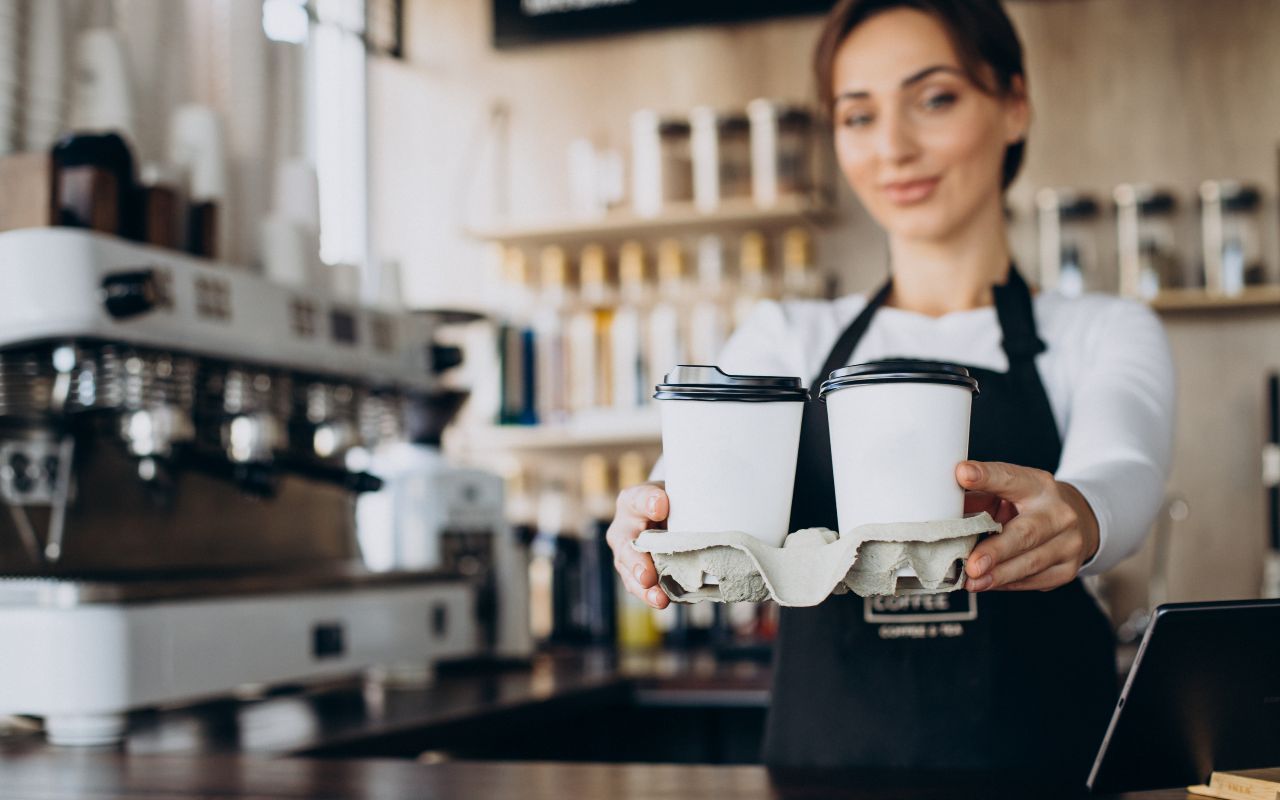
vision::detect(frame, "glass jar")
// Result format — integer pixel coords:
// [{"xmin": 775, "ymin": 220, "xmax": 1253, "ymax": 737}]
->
[
  {"xmin": 1114, "ymin": 184, "xmax": 1182, "ymax": 299},
  {"xmin": 1036, "ymin": 188, "xmax": 1103, "ymax": 297},
  {"xmin": 1199, "ymin": 180, "xmax": 1266, "ymax": 296}
]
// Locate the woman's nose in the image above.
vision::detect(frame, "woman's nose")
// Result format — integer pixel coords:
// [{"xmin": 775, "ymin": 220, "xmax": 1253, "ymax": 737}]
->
[{"xmin": 874, "ymin": 106, "xmax": 921, "ymax": 165}]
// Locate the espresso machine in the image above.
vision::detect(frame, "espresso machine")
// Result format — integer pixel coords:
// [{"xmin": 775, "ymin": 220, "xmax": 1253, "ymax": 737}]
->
[{"xmin": 0, "ymin": 228, "xmax": 531, "ymax": 746}]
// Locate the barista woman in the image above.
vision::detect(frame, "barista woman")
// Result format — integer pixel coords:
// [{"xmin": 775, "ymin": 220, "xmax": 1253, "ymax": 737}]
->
[{"xmin": 606, "ymin": 0, "xmax": 1175, "ymax": 784}]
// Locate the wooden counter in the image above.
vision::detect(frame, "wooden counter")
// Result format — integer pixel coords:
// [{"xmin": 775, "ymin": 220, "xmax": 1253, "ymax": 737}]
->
[
  {"xmin": 0, "ymin": 647, "xmax": 1189, "ymax": 798},
  {"xmin": 0, "ymin": 648, "xmax": 770, "ymax": 759},
  {"xmin": 0, "ymin": 753, "xmax": 1202, "ymax": 799}
]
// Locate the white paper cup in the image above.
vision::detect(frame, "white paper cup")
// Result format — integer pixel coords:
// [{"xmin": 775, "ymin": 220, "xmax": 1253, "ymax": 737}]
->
[
  {"xmin": 821, "ymin": 360, "xmax": 979, "ymax": 534},
  {"xmin": 655, "ymin": 366, "xmax": 807, "ymax": 547}
]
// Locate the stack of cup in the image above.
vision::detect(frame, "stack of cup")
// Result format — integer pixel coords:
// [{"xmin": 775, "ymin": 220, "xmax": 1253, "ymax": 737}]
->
[
  {"xmin": 0, "ymin": 0, "xmax": 18, "ymax": 157},
  {"xmin": 653, "ymin": 366, "xmax": 808, "ymax": 547},
  {"xmin": 819, "ymin": 360, "xmax": 979, "ymax": 534},
  {"xmin": 23, "ymin": 0, "xmax": 67, "ymax": 153}
]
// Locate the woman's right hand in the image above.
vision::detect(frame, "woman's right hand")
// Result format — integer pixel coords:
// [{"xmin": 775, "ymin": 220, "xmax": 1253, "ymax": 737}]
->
[{"xmin": 606, "ymin": 482, "xmax": 670, "ymax": 610}]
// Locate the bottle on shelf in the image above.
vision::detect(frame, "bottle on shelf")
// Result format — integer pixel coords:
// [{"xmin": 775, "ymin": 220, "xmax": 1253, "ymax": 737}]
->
[
  {"xmin": 533, "ymin": 478, "xmax": 591, "ymax": 646},
  {"xmin": 616, "ymin": 450, "xmax": 662, "ymax": 650},
  {"xmin": 688, "ymin": 234, "xmax": 731, "ymax": 365},
  {"xmin": 733, "ymin": 230, "xmax": 774, "ymax": 329},
  {"xmin": 497, "ymin": 247, "xmax": 538, "ymax": 425},
  {"xmin": 647, "ymin": 239, "xmax": 691, "ymax": 394},
  {"xmin": 611, "ymin": 240, "xmax": 651, "ymax": 411},
  {"xmin": 534, "ymin": 246, "xmax": 571, "ymax": 425},
  {"xmin": 781, "ymin": 226, "xmax": 824, "ymax": 300},
  {"xmin": 567, "ymin": 243, "xmax": 615, "ymax": 413},
  {"xmin": 580, "ymin": 453, "xmax": 619, "ymax": 646}
]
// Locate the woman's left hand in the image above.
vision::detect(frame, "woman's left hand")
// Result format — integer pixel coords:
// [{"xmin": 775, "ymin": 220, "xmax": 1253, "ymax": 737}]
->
[{"xmin": 956, "ymin": 460, "xmax": 1100, "ymax": 592}]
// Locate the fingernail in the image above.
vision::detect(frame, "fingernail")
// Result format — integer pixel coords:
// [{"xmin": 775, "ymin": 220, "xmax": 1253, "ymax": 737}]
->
[
  {"xmin": 969, "ymin": 575, "xmax": 992, "ymax": 592},
  {"xmin": 959, "ymin": 463, "xmax": 981, "ymax": 483},
  {"xmin": 646, "ymin": 495, "xmax": 658, "ymax": 517},
  {"xmin": 975, "ymin": 555, "xmax": 991, "ymax": 574},
  {"xmin": 647, "ymin": 588, "xmax": 662, "ymax": 605},
  {"xmin": 633, "ymin": 564, "xmax": 646, "ymax": 582}
]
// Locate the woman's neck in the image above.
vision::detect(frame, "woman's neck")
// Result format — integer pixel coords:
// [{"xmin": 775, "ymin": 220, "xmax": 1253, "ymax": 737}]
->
[{"xmin": 884, "ymin": 198, "xmax": 1012, "ymax": 317}]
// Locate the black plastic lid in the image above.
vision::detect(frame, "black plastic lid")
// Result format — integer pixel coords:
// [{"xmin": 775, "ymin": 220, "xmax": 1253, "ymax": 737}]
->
[
  {"xmin": 654, "ymin": 365, "xmax": 809, "ymax": 402},
  {"xmin": 1138, "ymin": 193, "xmax": 1176, "ymax": 215},
  {"xmin": 819, "ymin": 359, "xmax": 980, "ymax": 399}
]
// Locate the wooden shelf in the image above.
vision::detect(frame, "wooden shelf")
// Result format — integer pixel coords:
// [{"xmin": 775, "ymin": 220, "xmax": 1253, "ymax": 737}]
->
[
  {"xmin": 464, "ymin": 195, "xmax": 831, "ymax": 247},
  {"xmin": 1148, "ymin": 286, "xmax": 1280, "ymax": 313},
  {"xmin": 446, "ymin": 409, "xmax": 662, "ymax": 453}
]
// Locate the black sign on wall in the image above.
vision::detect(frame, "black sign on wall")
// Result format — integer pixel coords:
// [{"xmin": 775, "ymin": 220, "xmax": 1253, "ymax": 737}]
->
[{"xmin": 493, "ymin": 0, "xmax": 837, "ymax": 50}]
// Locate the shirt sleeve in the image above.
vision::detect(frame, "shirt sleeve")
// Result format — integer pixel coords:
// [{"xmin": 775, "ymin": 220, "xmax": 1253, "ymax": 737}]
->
[
  {"xmin": 1055, "ymin": 299, "xmax": 1176, "ymax": 576},
  {"xmin": 649, "ymin": 299, "xmax": 805, "ymax": 483}
]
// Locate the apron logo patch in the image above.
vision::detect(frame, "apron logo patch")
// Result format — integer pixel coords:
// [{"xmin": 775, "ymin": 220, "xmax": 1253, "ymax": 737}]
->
[{"xmin": 863, "ymin": 592, "xmax": 978, "ymax": 639}]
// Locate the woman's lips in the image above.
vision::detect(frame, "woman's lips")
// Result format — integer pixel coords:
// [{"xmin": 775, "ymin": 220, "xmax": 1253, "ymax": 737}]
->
[{"xmin": 882, "ymin": 176, "xmax": 940, "ymax": 205}]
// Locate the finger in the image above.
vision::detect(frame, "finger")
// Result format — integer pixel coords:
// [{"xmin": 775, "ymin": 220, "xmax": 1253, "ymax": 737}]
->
[
  {"xmin": 615, "ymin": 560, "xmax": 670, "ymax": 609},
  {"xmin": 956, "ymin": 461, "xmax": 1051, "ymax": 504},
  {"xmin": 622, "ymin": 484, "xmax": 670, "ymax": 523},
  {"xmin": 994, "ymin": 499, "xmax": 1019, "ymax": 525},
  {"xmin": 615, "ymin": 556, "xmax": 668, "ymax": 607},
  {"xmin": 963, "ymin": 491, "xmax": 1001, "ymax": 516},
  {"xmin": 647, "ymin": 586, "xmax": 670, "ymax": 609},
  {"xmin": 965, "ymin": 513, "xmax": 1055, "ymax": 579},
  {"xmin": 995, "ymin": 562, "xmax": 1077, "ymax": 592},
  {"xmin": 976, "ymin": 537, "xmax": 1077, "ymax": 590},
  {"xmin": 610, "ymin": 540, "xmax": 657, "ymax": 589}
]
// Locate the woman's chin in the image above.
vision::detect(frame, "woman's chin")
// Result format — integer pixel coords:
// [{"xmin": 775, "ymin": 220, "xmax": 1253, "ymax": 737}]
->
[{"xmin": 879, "ymin": 209, "xmax": 959, "ymax": 243}]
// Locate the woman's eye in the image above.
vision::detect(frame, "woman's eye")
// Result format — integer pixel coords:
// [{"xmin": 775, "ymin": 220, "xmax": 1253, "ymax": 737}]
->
[
  {"xmin": 842, "ymin": 111, "xmax": 874, "ymax": 128},
  {"xmin": 922, "ymin": 92, "xmax": 957, "ymax": 111}
]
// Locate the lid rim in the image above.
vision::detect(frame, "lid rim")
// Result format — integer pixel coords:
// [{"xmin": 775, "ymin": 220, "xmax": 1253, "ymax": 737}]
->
[
  {"xmin": 819, "ymin": 359, "xmax": 980, "ymax": 398},
  {"xmin": 653, "ymin": 390, "xmax": 809, "ymax": 402}
]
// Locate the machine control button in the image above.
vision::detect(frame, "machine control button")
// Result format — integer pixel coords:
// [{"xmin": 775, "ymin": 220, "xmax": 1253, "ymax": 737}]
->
[
  {"xmin": 312, "ymin": 622, "xmax": 346, "ymax": 659},
  {"xmin": 431, "ymin": 603, "xmax": 449, "ymax": 637},
  {"xmin": 101, "ymin": 269, "xmax": 160, "ymax": 319},
  {"xmin": 430, "ymin": 344, "xmax": 464, "ymax": 373}
]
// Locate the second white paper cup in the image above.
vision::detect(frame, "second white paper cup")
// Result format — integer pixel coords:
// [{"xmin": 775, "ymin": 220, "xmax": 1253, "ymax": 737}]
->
[
  {"xmin": 821, "ymin": 360, "xmax": 979, "ymax": 534},
  {"xmin": 656, "ymin": 366, "xmax": 807, "ymax": 547}
]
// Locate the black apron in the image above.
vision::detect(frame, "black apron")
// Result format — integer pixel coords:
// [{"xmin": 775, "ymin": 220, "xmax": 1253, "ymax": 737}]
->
[{"xmin": 763, "ymin": 267, "xmax": 1117, "ymax": 786}]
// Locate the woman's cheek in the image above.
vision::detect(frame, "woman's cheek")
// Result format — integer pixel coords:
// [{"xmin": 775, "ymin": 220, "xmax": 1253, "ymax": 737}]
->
[{"xmin": 834, "ymin": 135, "xmax": 886, "ymax": 215}]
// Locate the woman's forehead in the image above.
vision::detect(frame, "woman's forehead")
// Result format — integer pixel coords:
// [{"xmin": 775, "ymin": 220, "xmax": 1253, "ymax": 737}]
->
[{"xmin": 833, "ymin": 8, "xmax": 962, "ymax": 94}]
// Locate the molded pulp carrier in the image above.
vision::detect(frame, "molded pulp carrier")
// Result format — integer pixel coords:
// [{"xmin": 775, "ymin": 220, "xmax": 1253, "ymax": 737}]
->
[{"xmin": 632, "ymin": 513, "xmax": 1000, "ymax": 605}]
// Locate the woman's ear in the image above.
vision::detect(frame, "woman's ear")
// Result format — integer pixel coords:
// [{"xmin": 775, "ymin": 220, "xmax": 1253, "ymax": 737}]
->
[{"xmin": 1003, "ymin": 74, "xmax": 1031, "ymax": 145}]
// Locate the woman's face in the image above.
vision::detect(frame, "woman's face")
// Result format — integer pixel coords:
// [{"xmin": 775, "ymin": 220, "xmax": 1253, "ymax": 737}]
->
[{"xmin": 830, "ymin": 8, "xmax": 1028, "ymax": 243}]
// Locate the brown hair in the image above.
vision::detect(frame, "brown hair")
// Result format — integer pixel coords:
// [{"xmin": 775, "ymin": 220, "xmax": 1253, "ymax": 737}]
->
[{"xmin": 814, "ymin": 0, "xmax": 1028, "ymax": 189}]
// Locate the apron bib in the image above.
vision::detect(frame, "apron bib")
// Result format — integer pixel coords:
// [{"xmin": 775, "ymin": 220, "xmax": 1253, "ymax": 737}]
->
[{"xmin": 763, "ymin": 268, "xmax": 1116, "ymax": 785}]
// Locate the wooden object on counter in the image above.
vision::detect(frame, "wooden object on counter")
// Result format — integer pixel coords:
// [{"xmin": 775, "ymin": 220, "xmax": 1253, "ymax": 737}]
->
[
  {"xmin": 0, "ymin": 153, "xmax": 124, "ymax": 236},
  {"xmin": 138, "ymin": 184, "xmax": 184, "ymax": 250},
  {"xmin": 0, "ymin": 153, "xmax": 57, "ymax": 232},
  {"xmin": 1190, "ymin": 768, "xmax": 1280, "ymax": 799},
  {"xmin": 187, "ymin": 200, "xmax": 219, "ymax": 258},
  {"xmin": 58, "ymin": 165, "xmax": 120, "ymax": 233}
]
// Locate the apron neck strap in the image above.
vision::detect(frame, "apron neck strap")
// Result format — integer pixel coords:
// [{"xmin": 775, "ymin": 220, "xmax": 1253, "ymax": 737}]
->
[
  {"xmin": 815, "ymin": 278, "xmax": 892, "ymax": 385},
  {"xmin": 993, "ymin": 266, "xmax": 1047, "ymax": 362},
  {"xmin": 813, "ymin": 264, "xmax": 1044, "ymax": 387}
]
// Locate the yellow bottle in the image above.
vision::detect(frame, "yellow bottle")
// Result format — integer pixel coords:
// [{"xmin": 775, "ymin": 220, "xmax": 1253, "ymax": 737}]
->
[
  {"xmin": 534, "ymin": 246, "xmax": 570, "ymax": 424},
  {"xmin": 733, "ymin": 230, "xmax": 773, "ymax": 329},
  {"xmin": 647, "ymin": 239, "xmax": 690, "ymax": 391},
  {"xmin": 781, "ymin": 226, "xmax": 824, "ymax": 300},
  {"xmin": 567, "ymin": 244, "xmax": 615, "ymax": 412},
  {"xmin": 611, "ymin": 241, "xmax": 650, "ymax": 410}
]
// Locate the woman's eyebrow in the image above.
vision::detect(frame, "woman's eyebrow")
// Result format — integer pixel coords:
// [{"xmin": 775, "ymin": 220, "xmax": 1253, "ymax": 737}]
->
[{"xmin": 835, "ymin": 64, "xmax": 965, "ymax": 101}]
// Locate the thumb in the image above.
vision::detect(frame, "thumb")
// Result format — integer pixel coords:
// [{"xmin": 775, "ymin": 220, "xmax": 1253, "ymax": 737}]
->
[
  {"xmin": 956, "ymin": 461, "xmax": 1043, "ymax": 503},
  {"xmin": 628, "ymin": 485, "xmax": 669, "ymax": 522}
]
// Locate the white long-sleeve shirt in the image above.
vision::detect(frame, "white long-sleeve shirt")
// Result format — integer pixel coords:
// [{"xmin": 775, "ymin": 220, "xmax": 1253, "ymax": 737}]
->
[{"xmin": 685, "ymin": 289, "xmax": 1176, "ymax": 576}]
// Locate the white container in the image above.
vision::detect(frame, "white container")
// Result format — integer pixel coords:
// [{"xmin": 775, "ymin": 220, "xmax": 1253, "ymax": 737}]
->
[
  {"xmin": 655, "ymin": 366, "xmax": 807, "ymax": 547},
  {"xmin": 821, "ymin": 360, "xmax": 979, "ymax": 534}
]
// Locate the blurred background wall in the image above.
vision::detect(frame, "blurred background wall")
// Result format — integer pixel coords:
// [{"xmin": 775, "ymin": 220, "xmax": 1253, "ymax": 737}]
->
[{"xmin": 368, "ymin": 0, "xmax": 1280, "ymax": 618}]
